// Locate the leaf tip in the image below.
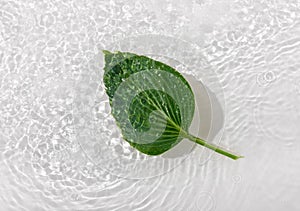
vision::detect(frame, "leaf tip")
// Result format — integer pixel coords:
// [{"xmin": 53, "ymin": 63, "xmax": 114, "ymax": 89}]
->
[{"xmin": 102, "ymin": 50, "xmax": 112, "ymax": 55}]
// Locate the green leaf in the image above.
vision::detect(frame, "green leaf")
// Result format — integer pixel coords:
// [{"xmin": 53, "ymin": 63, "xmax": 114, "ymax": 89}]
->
[{"xmin": 103, "ymin": 50, "xmax": 243, "ymax": 160}]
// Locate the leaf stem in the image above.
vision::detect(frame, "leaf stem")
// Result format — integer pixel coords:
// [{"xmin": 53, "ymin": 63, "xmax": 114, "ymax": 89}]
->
[{"xmin": 180, "ymin": 131, "xmax": 244, "ymax": 160}]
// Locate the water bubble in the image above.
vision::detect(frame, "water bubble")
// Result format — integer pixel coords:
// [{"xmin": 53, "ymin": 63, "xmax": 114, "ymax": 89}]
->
[
  {"xmin": 195, "ymin": 192, "xmax": 215, "ymax": 211},
  {"xmin": 232, "ymin": 175, "xmax": 242, "ymax": 184},
  {"xmin": 256, "ymin": 71, "xmax": 276, "ymax": 87}
]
